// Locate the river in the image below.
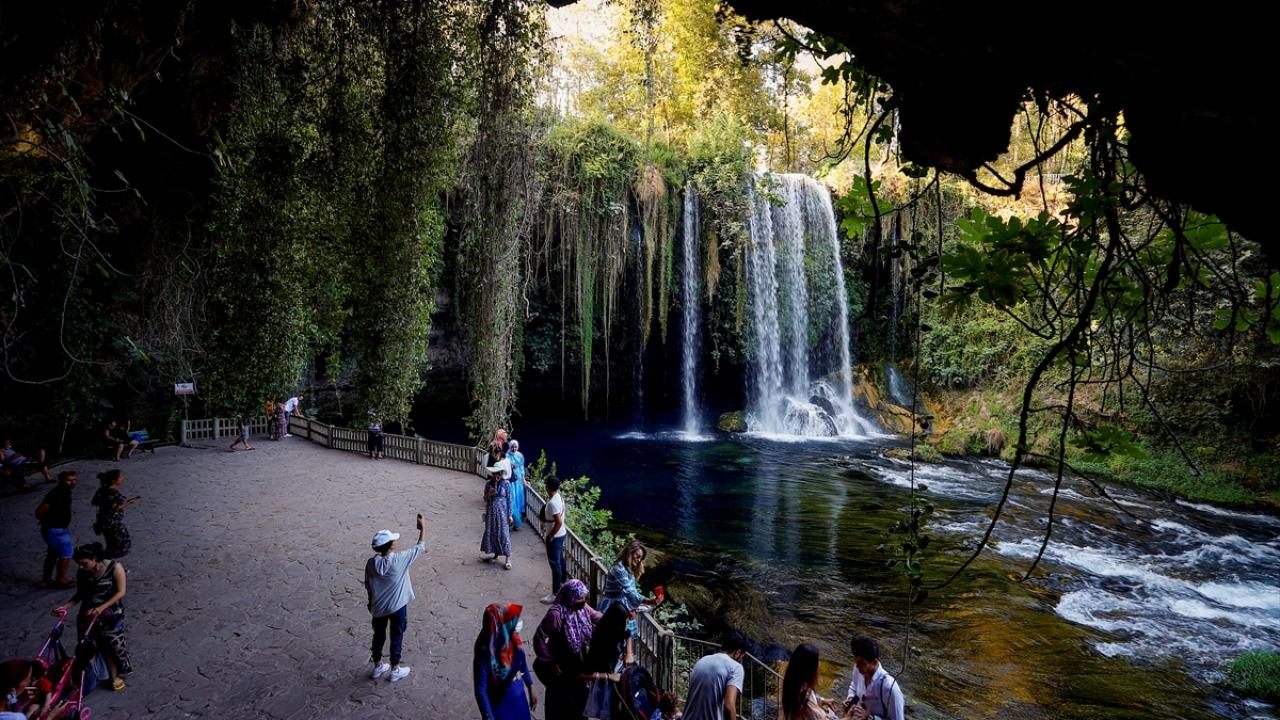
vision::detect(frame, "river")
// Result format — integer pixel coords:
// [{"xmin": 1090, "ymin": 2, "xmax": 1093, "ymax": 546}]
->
[{"xmin": 477, "ymin": 418, "xmax": 1278, "ymax": 719}]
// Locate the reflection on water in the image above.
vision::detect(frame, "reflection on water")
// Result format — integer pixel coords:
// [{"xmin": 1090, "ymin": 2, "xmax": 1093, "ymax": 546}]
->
[{"xmin": 501, "ymin": 422, "xmax": 1280, "ymax": 718}]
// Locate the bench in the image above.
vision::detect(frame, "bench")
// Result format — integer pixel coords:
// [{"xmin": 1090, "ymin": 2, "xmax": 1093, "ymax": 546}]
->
[{"xmin": 128, "ymin": 429, "xmax": 164, "ymax": 453}]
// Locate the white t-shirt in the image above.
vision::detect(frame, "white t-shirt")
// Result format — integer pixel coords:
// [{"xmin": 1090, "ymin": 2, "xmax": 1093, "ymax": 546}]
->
[
  {"xmin": 283, "ymin": 396, "xmax": 300, "ymax": 413},
  {"xmin": 545, "ymin": 492, "xmax": 568, "ymax": 538},
  {"xmin": 844, "ymin": 665, "xmax": 904, "ymax": 720},
  {"xmin": 683, "ymin": 652, "xmax": 745, "ymax": 720}
]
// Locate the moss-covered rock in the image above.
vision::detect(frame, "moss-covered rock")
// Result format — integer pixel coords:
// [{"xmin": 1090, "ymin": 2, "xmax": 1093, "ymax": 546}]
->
[
  {"xmin": 717, "ymin": 411, "xmax": 747, "ymax": 433},
  {"xmin": 884, "ymin": 445, "xmax": 944, "ymax": 463}
]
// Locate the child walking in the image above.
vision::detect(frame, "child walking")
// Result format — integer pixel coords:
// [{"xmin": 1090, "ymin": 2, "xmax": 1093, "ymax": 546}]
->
[{"xmin": 229, "ymin": 415, "xmax": 254, "ymax": 451}]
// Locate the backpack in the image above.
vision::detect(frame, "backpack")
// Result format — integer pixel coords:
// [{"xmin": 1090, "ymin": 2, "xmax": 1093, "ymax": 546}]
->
[{"xmin": 614, "ymin": 664, "xmax": 658, "ymax": 720}]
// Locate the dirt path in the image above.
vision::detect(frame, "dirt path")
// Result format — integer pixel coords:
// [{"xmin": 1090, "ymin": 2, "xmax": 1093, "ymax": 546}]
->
[{"xmin": 0, "ymin": 438, "xmax": 554, "ymax": 718}]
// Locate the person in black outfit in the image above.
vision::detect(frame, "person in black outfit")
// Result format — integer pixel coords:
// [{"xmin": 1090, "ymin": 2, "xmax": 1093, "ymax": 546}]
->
[{"xmin": 35, "ymin": 471, "xmax": 77, "ymax": 587}]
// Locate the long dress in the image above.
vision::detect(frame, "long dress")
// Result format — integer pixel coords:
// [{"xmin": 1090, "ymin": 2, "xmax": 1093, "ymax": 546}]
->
[
  {"xmin": 76, "ymin": 560, "xmax": 132, "ymax": 675},
  {"xmin": 507, "ymin": 450, "xmax": 526, "ymax": 530},
  {"xmin": 474, "ymin": 645, "xmax": 534, "ymax": 720},
  {"xmin": 91, "ymin": 487, "xmax": 131, "ymax": 559},
  {"xmin": 481, "ymin": 477, "xmax": 512, "ymax": 557}
]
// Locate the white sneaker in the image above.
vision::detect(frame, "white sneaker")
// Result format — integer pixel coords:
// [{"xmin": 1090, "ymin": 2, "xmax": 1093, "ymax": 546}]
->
[
  {"xmin": 284, "ymin": 433, "xmax": 292, "ymax": 437},
  {"xmin": 540, "ymin": 594, "xmax": 556, "ymax": 604},
  {"xmin": 370, "ymin": 662, "xmax": 390, "ymax": 679},
  {"xmin": 389, "ymin": 666, "xmax": 411, "ymax": 682}
]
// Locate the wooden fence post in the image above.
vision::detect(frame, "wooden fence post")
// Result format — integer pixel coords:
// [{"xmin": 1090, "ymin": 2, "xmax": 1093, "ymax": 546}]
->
[
  {"xmin": 416, "ymin": 437, "xmax": 425, "ymax": 465},
  {"xmin": 212, "ymin": 417, "xmax": 220, "ymax": 440}
]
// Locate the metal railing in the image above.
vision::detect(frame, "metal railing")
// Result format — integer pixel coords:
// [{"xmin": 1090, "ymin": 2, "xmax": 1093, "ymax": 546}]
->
[
  {"xmin": 178, "ymin": 415, "xmax": 778, "ymax": 705},
  {"xmin": 671, "ymin": 635, "xmax": 782, "ymax": 719}
]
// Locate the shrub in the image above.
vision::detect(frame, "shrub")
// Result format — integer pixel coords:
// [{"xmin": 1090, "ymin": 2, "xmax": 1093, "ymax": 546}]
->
[{"xmin": 1224, "ymin": 650, "xmax": 1280, "ymax": 702}]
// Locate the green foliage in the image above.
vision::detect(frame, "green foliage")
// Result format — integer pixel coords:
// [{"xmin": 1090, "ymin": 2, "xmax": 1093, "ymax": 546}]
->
[
  {"xmin": 524, "ymin": 450, "xmax": 624, "ymax": 557},
  {"xmin": 1223, "ymin": 651, "xmax": 1280, "ymax": 702},
  {"xmin": 204, "ymin": 0, "xmax": 462, "ymax": 419},
  {"xmin": 686, "ymin": 115, "xmax": 752, "ymax": 369},
  {"xmin": 879, "ymin": 486, "xmax": 934, "ymax": 603},
  {"xmin": 537, "ymin": 116, "xmax": 641, "ymax": 414},
  {"xmin": 456, "ymin": 0, "xmax": 547, "ymax": 439},
  {"xmin": 1071, "ymin": 443, "xmax": 1265, "ymax": 507}
]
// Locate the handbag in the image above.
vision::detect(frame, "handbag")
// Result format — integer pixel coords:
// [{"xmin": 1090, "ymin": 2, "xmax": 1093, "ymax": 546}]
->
[{"xmin": 583, "ymin": 676, "xmax": 612, "ymax": 719}]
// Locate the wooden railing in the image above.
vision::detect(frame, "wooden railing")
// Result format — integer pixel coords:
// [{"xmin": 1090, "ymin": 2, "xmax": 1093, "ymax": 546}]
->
[
  {"xmin": 180, "ymin": 416, "xmax": 478, "ymax": 475},
  {"xmin": 177, "ymin": 415, "xmax": 777, "ymax": 701}
]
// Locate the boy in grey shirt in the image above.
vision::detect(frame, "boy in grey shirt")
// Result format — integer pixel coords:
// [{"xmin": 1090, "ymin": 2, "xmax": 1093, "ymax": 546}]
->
[
  {"xmin": 684, "ymin": 631, "xmax": 749, "ymax": 720},
  {"xmin": 365, "ymin": 513, "xmax": 425, "ymax": 682}
]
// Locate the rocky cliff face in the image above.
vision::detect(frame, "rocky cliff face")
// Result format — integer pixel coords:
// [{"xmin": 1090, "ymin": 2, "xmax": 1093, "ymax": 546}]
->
[{"xmin": 850, "ymin": 364, "xmax": 933, "ymax": 436}]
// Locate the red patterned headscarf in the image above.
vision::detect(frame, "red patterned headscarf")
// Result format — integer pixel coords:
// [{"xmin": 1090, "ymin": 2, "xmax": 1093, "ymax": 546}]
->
[{"xmin": 478, "ymin": 603, "xmax": 523, "ymax": 689}]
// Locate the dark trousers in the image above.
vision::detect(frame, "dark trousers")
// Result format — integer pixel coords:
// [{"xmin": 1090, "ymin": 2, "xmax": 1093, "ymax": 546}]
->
[
  {"xmin": 544, "ymin": 675, "xmax": 589, "ymax": 720},
  {"xmin": 371, "ymin": 605, "xmax": 408, "ymax": 665},
  {"xmin": 547, "ymin": 534, "xmax": 566, "ymax": 594}
]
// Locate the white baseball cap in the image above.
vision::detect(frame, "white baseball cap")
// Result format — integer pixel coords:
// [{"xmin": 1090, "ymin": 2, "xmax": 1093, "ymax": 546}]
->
[{"xmin": 371, "ymin": 530, "xmax": 400, "ymax": 548}]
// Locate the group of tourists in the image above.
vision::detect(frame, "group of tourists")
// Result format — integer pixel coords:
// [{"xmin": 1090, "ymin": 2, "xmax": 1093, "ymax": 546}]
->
[
  {"xmin": 776, "ymin": 637, "xmax": 904, "ymax": 720},
  {"xmin": 479, "ymin": 430, "xmax": 528, "ymax": 571},
  {"xmin": 261, "ymin": 395, "xmax": 304, "ymax": 443},
  {"xmin": 4, "ymin": 464, "xmax": 139, "ymax": 715}
]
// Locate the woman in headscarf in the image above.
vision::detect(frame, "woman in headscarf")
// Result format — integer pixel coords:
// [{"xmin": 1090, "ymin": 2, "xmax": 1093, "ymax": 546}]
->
[
  {"xmin": 473, "ymin": 603, "xmax": 537, "ymax": 720},
  {"xmin": 533, "ymin": 579, "xmax": 600, "ymax": 720},
  {"xmin": 481, "ymin": 446, "xmax": 514, "ymax": 569},
  {"xmin": 507, "ymin": 440, "xmax": 527, "ymax": 531}
]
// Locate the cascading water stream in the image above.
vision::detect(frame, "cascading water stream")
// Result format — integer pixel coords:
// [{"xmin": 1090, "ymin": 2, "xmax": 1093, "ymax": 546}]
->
[
  {"xmin": 743, "ymin": 173, "xmax": 875, "ymax": 437},
  {"xmin": 774, "ymin": 179, "xmax": 810, "ymax": 397},
  {"xmin": 811, "ymin": 181, "xmax": 874, "ymax": 436},
  {"xmin": 680, "ymin": 183, "xmax": 702, "ymax": 435},
  {"xmin": 745, "ymin": 183, "xmax": 785, "ymax": 432}
]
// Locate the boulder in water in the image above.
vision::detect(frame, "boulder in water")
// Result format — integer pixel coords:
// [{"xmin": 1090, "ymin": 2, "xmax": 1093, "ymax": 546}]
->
[
  {"xmin": 717, "ymin": 411, "xmax": 748, "ymax": 433},
  {"xmin": 809, "ymin": 393, "xmax": 837, "ymax": 417}
]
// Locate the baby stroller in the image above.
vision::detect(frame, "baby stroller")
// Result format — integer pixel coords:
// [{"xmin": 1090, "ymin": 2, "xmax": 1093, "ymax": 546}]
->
[{"xmin": 31, "ymin": 608, "xmax": 103, "ymax": 719}]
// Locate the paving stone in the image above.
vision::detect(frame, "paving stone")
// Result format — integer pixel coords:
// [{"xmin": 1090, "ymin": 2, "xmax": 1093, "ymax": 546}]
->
[{"xmin": 0, "ymin": 441, "xmax": 557, "ymax": 718}]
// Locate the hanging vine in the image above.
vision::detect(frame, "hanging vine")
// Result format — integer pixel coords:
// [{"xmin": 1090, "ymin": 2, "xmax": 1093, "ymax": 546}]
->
[
  {"xmin": 536, "ymin": 119, "xmax": 639, "ymax": 415},
  {"xmin": 455, "ymin": 0, "xmax": 546, "ymax": 439}
]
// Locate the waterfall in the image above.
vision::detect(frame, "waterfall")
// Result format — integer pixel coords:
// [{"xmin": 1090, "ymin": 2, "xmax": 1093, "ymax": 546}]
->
[
  {"xmin": 631, "ymin": 221, "xmax": 646, "ymax": 428},
  {"xmin": 680, "ymin": 183, "xmax": 702, "ymax": 435},
  {"xmin": 745, "ymin": 182, "xmax": 785, "ymax": 432},
  {"xmin": 744, "ymin": 173, "xmax": 875, "ymax": 437}
]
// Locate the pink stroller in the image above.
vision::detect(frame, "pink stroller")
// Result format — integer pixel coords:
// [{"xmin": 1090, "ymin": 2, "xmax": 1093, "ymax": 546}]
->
[{"xmin": 30, "ymin": 608, "xmax": 101, "ymax": 719}]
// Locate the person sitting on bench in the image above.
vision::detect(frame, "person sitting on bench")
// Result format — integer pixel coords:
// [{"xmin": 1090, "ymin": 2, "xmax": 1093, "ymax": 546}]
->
[
  {"xmin": 2, "ymin": 438, "xmax": 52, "ymax": 487},
  {"xmin": 103, "ymin": 420, "xmax": 139, "ymax": 461}
]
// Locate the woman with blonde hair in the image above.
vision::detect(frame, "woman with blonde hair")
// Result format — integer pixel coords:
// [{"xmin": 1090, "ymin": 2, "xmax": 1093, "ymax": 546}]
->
[{"xmin": 596, "ymin": 539, "xmax": 662, "ymax": 637}]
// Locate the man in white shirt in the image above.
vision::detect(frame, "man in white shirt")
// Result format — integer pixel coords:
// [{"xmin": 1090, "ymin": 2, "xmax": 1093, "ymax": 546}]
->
[
  {"xmin": 843, "ymin": 636, "xmax": 905, "ymax": 720},
  {"xmin": 683, "ymin": 631, "xmax": 749, "ymax": 720},
  {"xmin": 539, "ymin": 474, "xmax": 568, "ymax": 604},
  {"xmin": 280, "ymin": 394, "xmax": 303, "ymax": 437}
]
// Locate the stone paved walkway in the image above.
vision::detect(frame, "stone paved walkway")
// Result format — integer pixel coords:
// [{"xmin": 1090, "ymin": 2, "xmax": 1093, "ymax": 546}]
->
[{"xmin": 0, "ymin": 437, "xmax": 555, "ymax": 718}]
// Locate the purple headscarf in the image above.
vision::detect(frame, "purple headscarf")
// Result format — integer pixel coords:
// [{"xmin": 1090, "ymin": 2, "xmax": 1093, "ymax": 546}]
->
[{"xmin": 556, "ymin": 579, "xmax": 595, "ymax": 654}]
